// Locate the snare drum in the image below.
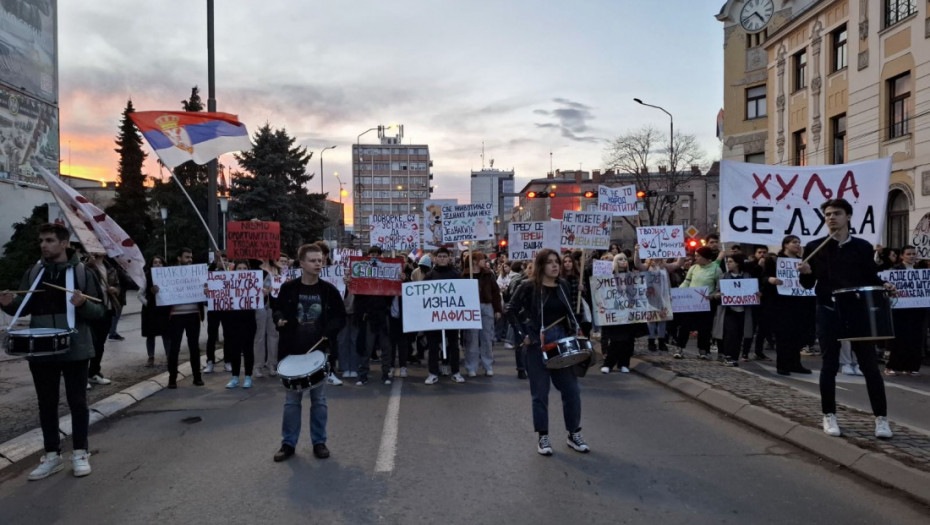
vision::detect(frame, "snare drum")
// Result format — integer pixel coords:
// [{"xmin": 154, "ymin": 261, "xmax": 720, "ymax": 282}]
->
[
  {"xmin": 4, "ymin": 328, "xmax": 75, "ymax": 357},
  {"xmin": 542, "ymin": 336, "xmax": 594, "ymax": 369},
  {"xmin": 277, "ymin": 351, "xmax": 329, "ymax": 391},
  {"xmin": 832, "ymin": 286, "xmax": 894, "ymax": 342}
]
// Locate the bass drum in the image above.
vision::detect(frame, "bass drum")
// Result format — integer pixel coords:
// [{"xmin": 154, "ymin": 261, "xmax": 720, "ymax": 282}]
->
[
  {"xmin": 832, "ymin": 286, "xmax": 894, "ymax": 342},
  {"xmin": 542, "ymin": 336, "xmax": 594, "ymax": 369}
]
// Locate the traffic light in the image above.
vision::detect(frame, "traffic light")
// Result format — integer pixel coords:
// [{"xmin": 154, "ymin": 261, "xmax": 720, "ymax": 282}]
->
[
  {"xmin": 583, "ymin": 190, "xmax": 595, "ymax": 198},
  {"xmin": 636, "ymin": 190, "xmax": 658, "ymax": 198},
  {"xmin": 499, "ymin": 239, "xmax": 508, "ymax": 248},
  {"xmin": 636, "ymin": 190, "xmax": 646, "ymax": 199},
  {"xmin": 686, "ymin": 238, "xmax": 701, "ymax": 251},
  {"xmin": 527, "ymin": 191, "xmax": 556, "ymax": 198}
]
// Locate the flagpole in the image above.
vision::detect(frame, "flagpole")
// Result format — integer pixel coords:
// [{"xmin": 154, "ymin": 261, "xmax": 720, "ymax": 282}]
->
[
  {"xmin": 206, "ymin": 0, "xmax": 220, "ymax": 250},
  {"xmin": 169, "ymin": 171, "xmax": 222, "ymax": 253}
]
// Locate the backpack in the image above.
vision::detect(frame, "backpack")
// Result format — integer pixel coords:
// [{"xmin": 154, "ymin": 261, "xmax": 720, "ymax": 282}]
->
[{"xmin": 26, "ymin": 260, "xmax": 90, "ymax": 293}]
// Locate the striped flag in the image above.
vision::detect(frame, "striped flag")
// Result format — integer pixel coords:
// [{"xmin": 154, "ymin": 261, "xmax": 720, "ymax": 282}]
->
[{"xmin": 129, "ymin": 111, "xmax": 252, "ymax": 169}]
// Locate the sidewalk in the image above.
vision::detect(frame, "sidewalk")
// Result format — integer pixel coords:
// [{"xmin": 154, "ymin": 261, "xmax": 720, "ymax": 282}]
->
[{"xmin": 629, "ymin": 339, "xmax": 930, "ymax": 505}]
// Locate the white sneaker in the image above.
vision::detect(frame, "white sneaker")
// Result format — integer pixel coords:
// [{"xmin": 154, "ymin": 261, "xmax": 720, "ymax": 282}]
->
[
  {"xmin": 485, "ymin": 369, "xmax": 494, "ymax": 377},
  {"xmin": 71, "ymin": 449, "xmax": 92, "ymax": 477},
  {"xmin": 254, "ymin": 367, "xmax": 263, "ymax": 378},
  {"xmin": 852, "ymin": 365, "xmax": 864, "ymax": 376},
  {"xmin": 269, "ymin": 367, "xmax": 277, "ymax": 377},
  {"xmin": 203, "ymin": 362, "xmax": 215, "ymax": 373},
  {"xmin": 398, "ymin": 367, "xmax": 408, "ymax": 378},
  {"xmin": 86, "ymin": 382, "xmax": 92, "ymax": 390},
  {"xmin": 425, "ymin": 374, "xmax": 439, "ymax": 385},
  {"xmin": 875, "ymin": 416, "xmax": 893, "ymax": 439},
  {"xmin": 224, "ymin": 362, "xmax": 232, "ymax": 372},
  {"xmin": 840, "ymin": 364, "xmax": 855, "ymax": 375},
  {"xmin": 504, "ymin": 342, "xmax": 514, "ymax": 349},
  {"xmin": 620, "ymin": 366, "xmax": 630, "ymax": 373},
  {"xmin": 600, "ymin": 367, "xmax": 609, "ymax": 374},
  {"xmin": 451, "ymin": 373, "xmax": 466, "ymax": 383},
  {"xmin": 467, "ymin": 370, "xmax": 477, "ymax": 378},
  {"xmin": 822, "ymin": 414, "xmax": 841, "ymax": 436},
  {"xmin": 28, "ymin": 452, "xmax": 63, "ymax": 480},
  {"xmin": 89, "ymin": 374, "xmax": 111, "ymax": 385},
  {"xmin": 327, "ymin": 373, "xmax": 343, "ymax": 386}
]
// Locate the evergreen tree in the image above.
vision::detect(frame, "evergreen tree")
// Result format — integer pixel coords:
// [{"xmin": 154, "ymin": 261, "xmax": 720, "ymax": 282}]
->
[
  {"xmin": 106, "ymin": 99, "xmax": 153, "ymax": 252},
  {"xmin": 0, "ymin": 204, "xmax": 48, "ymax": 289},
  {"xmin": 231, "ymin": 124, "xmax": 326, "ymax": 255}
]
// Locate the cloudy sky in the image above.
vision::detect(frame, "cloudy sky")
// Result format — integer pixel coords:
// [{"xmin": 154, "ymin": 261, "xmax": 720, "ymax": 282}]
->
[{"xmin": 58, "ymin": 0, "xmax": 724, "ymax": 224}]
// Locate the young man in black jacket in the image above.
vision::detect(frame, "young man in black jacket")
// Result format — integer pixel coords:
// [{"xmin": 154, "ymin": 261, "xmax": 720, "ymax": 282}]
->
[{"xmin": 799, "ymin": 198, "xmax": 893, "ymax": 439}]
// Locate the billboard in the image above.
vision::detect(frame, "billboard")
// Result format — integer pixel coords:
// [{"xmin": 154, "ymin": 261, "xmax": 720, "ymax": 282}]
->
[
  {"xmin": 0, "ymin": 0, "xmax": 58, "ymax": 104},
  {"xmin": 0, "ymin": 84, "xmax": 59, "ymax": 180}
]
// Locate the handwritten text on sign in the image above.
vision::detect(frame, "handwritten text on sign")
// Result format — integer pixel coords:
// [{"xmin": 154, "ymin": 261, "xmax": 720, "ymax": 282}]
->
[
  {"xmin": 912, "ymin": 213, "xmax": 930, "ymax": 260},
  {"xmin": 441, "ymin": 203, "xmax": 494, "ymax": 242},
  {"xmin": 598, "ymin": 184, "xmax": 638, "ymax": 216},
  {"xmin": 423, "ymin": 199, "xmax": 456, "ymax": 248},
  {"xmin": 320, "ymin": 265, "xmax": 347, "ymax": 296},
  {"xmin": 719, "ymin": 158, "xmax": 891, "ymax": 246},
  {"xmin": 226, "ymin": 221, "xmax": 281, "ymax": 260},
  {"xmin": 152, "ymin": 264, "xmax": 207, "ymax": 306},
  {"xmin": 369, "ymin": 214, "xmax": 420, "ymax": 252},
  {"xmin": 348, "ymin": 256, "xmax": 403, "ymax": 296},
  {"xmin": 561, "ymin": 211, "xmax": 611, "ymax": 250},
  {"xmin": 508, "ymin": 221, "xmax": 560, "ymax": 261},
  {"xmin": 592, "ymin": 259, "xmax": 613, "ymax": 276},
  {"xmin": 206, "ymin": 270, "xmax": 263, "ymax": 311},
  {"xmin": 589, "ymin": 271, "xmax": 672, "ymax": 326},
  {"xmin": 636, "ymin": 225, "xmax": 685, "ymax": 259},
  {"xmin": 720, "ymin": 279, "xmax": 760, "ymax": 306},
  {"xmin": 776, "ymin": 257, "xmax": 815, "ymax": 297},
  {"xmin": 401, "ymin": 279, "xmax": 482, "ymax": 332},
  {"xmin": 878, "ymin": 269, "xmax": 930, "ymax": 309},
  {"xmin": 671, "ymin": 286, "xmax": 711, "ymax": 313}
]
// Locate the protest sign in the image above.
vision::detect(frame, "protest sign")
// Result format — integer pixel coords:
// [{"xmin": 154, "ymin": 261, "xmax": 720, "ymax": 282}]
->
[
  {"xmin": 320, "ymin": 265, "xmax": 347, "ymax": 296},
  {"xmin": 561, "ymin": 211, "xmax": 611, "ymax": 250},
  {"xmin": 347, "ymin": 256, "xmax": 403, "ymax": 296},
  {"xmin": 226, "ymin": 221, "xmax": 281, "ymax": 260},
  {"xmin": 672, "ymin": 286, "xmax": 711, "ymax": 313},
  {"xmin": 636, "ymin": 225, "xmax": 686, "ymax": 259},
  {"xmin": 508, "ymin": 221, "xmax": 559, "ymax": 261},
  {"xmin": 401, "ymin": 279, "xmax": 482, "ymax": 332},
  {"xmin": 720, "ymin": 158, "xmax": 891, "ymax": 246},
  {"xmin": 206, "ymin": 270, "xmax": 263, "ymax": 311},
  {"xmin": 592, "ymin": 259, "xmax": 614, "ymax": 276},
  {"xmin": 775, "ymin": 257, "xmax": 815, "ymax": 297},
  {"xmin": 152, "ymin": 264, "xmax": 208, "ymax": 306},
  {"xmin": 720, "ymin": 278, "xmax": 760, "ymax": 306},
  {"xmin": 332, "ymin": 248, "xmax": 362, "ymax": 267},
  {"xmin": 912, "ymin": 213, "xmax": 930, "ymax": 260},
  {"xmin": 441, "ymin": 203, "xmax": 495, "ymax": 243},
  {"xmin": 369, "ymin": 214, "xmax": 420, "ymax": 252},
  {"xmin": 589, "ymin": 271, "xmax": 672, "ymax": 325},
  {"xmin": 597, "ymin": 184, "xmax": 638, "ymax": 216},
  {"xmin": 270, "ymin": 268, "xmax": 302, "ymax": 298},
  {"xmin": 879, "ymin": 269, "xmax": 930, "ymax": 309},
  {"xmin": 423, "ymin": 199, "xmax": 457, "ymax": 248}
]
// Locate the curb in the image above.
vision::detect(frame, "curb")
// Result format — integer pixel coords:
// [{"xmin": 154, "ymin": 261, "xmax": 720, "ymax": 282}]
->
[
  {"xmin": 0, "ymin": 354, "xmax": 219, "ymax": 474},
  {"xmin": 630, "ymin": 357, "xmax": 930, "ymax": 507}
]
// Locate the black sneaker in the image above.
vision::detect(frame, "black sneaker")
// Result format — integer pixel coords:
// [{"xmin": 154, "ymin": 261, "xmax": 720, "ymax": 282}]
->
[
  {"xmin": 517, "ymin": 370, "xmax": 527, "ymax": 380},
  {"xmin": 537, "ymin": 435, "xmax": 553, "ymax": 456},
  {"xmin": 313, "ymin": 443, "xmax": 330, "ymax": 459},
  {"xmin": 274, "ymin": 444, "xmax": 295, "ymax": 462},
  {"xmin": 193, "ymin": 378, "xmax": 204, "ymax": 386},
  {"xmin": 567, "ymin": 431, "xmax": 590, "ymax": 453},
  {"xmin": 108, "ymin": 334, "xmax": 125, "ymax": 341},
  {"xmin": 167, "ymin": 381, "xmax": 177, "ymax": 389}
]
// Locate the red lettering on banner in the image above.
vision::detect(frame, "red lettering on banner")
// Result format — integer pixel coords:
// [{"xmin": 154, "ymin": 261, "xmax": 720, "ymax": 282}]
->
[
  {"xmin": 802, "ymin": 174, "xmax": 833, "ymax": 201},
  {"xmin": 774, "ymin": 174, "xmax": 799, "ymax": 200},
  {"xmin": 836, "ymin": 171, "xmax": 860, "ymax": 200},
  {"xmin": 752, "ymin": 174, "xmax": 772, "ymax": 199}
]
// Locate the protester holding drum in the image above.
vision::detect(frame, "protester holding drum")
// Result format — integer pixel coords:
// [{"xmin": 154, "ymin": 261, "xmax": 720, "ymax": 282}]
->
[
  {"xmin": 509, "ymin": 248, "xmax": 591, "ymax": 456},
  {"xmin": 272, "ymin": 243, "xmax": 346, "ymax": 462},
  {"xmin": 798, "ymin": 198, "xmax": 894, "ymax": 439},
  {"xmin": 0, "ymin": 223, "xmax": 105, "ymax": 480}
]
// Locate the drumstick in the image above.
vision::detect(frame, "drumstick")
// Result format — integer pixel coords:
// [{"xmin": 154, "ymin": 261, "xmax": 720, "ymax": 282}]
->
[
  {"xmin": 307, "ymin": 336, "xmax": 328, "ymax": 353},
  {"xmin": 800, "ymin": 231, "xmax": 837, "ymax": 265},
  {"xmin": 543, "ymin": 316, "xmax": 566, "ymax": 332},
  {"xmin": 41, "ymin": 282, "xmax": 103, "ymax": 303},
  {"xmin": 3, "ymin": 290, "xmax": 46, "ymax": 295}
]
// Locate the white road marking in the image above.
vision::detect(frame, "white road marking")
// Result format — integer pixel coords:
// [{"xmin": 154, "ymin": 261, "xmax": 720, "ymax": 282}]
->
[{"xmin": 374, "ymin": 379, "xmax": 403, "ymax": 473}]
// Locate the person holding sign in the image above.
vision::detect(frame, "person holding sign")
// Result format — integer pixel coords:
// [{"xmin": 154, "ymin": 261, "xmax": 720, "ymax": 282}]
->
[
  {"xmin": 166, "ymin": 248, "xmax": 206, "ymax": 390},
  {"xmin": 711, "ymin": 256, "xmax": 758, "ymax": 367},
  {"xmin": 223, "ymin": 261, "xmax": 259, "ymax": 389},
  {"xmin": 762, "ymin": 235, "xmax": 814, "ymax": 375},
  {"xmin": 599, "ymin": 253, "xmax": 641, "ymax": 374},
  {"xmin": 798, "ymin": 199, "xmax": 893, "ymax": 439},
  {"xmin": 272, "ymin": 244, "xmax": 347, "ymax": 462},
  {"xmin": 672, "ymin": 247, "xmax": 721, "ymax": 359},
  {"xmin": 887, "ymin": 246, "xmax": 926, "ymax": 376},
  {"xmin": 423, "ymin": 247, "xmax": 466, "ymax": 385},
  {"xmin": 509, "ymin": 249, "xmax": 590, "ymax": 456}
]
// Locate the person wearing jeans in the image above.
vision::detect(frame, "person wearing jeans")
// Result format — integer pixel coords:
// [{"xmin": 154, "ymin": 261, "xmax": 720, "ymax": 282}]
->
[{"xmin": 463, "ymin": 252, "xmax": 502, "ymax": 377}]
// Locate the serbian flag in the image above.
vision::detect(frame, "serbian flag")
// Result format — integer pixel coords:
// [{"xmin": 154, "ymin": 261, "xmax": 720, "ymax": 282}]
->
[
  {"xmin": 129, "ymin": 111, "xmax": 252, "ymax": 169},
  {"xmin": 37, "ymin": 167, "xmax": 147, "ymax": 289}
]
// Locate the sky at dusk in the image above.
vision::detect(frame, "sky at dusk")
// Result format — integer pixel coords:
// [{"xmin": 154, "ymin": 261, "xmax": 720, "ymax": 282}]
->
[{"xmin": 57, "ymin": 1, "xmax": 725, "ymax": 224}]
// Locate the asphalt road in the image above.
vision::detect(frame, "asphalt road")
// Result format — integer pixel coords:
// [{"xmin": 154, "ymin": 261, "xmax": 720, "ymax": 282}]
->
[{"xmin": 1, "ymin": 353, "xmax": 928, "ymax": 524}]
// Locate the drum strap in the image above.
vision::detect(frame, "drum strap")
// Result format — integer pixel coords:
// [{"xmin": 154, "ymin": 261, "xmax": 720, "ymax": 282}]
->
[{"xmin": 6, "ymin": 267, "xmax": 76, "ymax": 331}]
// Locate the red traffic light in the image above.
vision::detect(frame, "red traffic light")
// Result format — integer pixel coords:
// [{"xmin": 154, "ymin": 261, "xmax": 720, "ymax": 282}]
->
[
  {"xmin": 527, "ymin": 191, "xmax": 538, "ymax": 198},
  {"xmin": 583, "ymin": 191, "xmax": 595, "ymax": 198},
  {"xmin": 687, "ymin": 239, "xmax": 700, "ymax": 250},
  {"xmin": 499, "ymin": 239, "xmax": 508, "ymax": 247},
  {"xmin": 548, "ymin": 191, "xmax": 557, "ymax": 198},
  {"xmin": 636, "ymin": 190, "xmax": 646, "ymax": 199}
]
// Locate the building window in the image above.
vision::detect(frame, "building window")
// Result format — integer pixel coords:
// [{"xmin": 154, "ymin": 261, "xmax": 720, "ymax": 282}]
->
[
  {"xmin": 794, "ymin": 50, "xmax": 807, "ymax": 91},
  {"xmin": 832, "ymin": 25, "xmax": 847, "ymax": 72},
  {"xmin": 746, "ymin": 85, "xmax": 767, "ymax": 119},
  {"xmin": 885, "ymin": 0, "xmax": 917, "ymax": 27},
  {"xmin": 745, "ymin": 152, "xmax": 765, "ymax": 164},
  {"xmin": 886, "ymin": 190, "xmax": 909, "ymax": 248},
  {"xmin": 889, "ymin": 72, "xmax": 911, "ymax": 139},
  {"xmin": 831, "ymin": 114, "xmax": 847, "ymax": 164},
  {"xmin": 793, "ymin": 129, "xmax": 807, "ymax": 166}
]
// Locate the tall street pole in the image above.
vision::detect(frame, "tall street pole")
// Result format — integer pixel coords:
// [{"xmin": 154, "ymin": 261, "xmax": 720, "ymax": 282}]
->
[
  {"xmin": 206, "ymin": 0, "xmax": 219, "ymax": 249},
  {"xmin": 320, "ymin": 145, "xmax": 336, "ymax": 195}
]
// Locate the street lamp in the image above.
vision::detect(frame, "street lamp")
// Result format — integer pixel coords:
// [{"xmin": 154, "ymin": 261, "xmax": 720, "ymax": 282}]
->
[
  {"xmin": 633, "ymin": 98, "xmax": 674, "ymax": 172},
  {"xmin": 218, "ymin": 193, "xmax": 229, "ymax": 250},
  {"xmin": 319, "ymin": 145, "xmax": 336, "ymax": 195},
  {"xmin": 356, "ymin": 127, "xmax": 380, "ymax": 230},
  {"xmin": 159, "ymin": 205, "xmax": 169, "ymax": 259},
  {"xmin": 334, "ymin": 172, "xmax": 346, "ymax": 204}
]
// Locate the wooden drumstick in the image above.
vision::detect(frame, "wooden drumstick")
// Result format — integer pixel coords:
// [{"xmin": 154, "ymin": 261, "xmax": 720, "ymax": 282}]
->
[
  {"xmin": 543, "ymin": 316, "xmax": 566, "ymax": 332},
  {"xmin": 800, "ymin": 231, "xmax": 838, "ymax": 265},
  {"xmin": 41, "ymin": 282, "xmax": 103, "ymax": 303},
  {"xmin": 307, "ymin": 336, "xmax": 329, "ymax": 352}
]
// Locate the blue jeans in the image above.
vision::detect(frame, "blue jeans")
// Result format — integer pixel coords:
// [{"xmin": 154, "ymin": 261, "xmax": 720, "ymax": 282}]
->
[
  {"xmin": 281, "ymin": 386, "xmax": 327, "ymax": 447},
  {"xmin": 524, "ymin": 325, "xmax": 581, "ymax": 433}
]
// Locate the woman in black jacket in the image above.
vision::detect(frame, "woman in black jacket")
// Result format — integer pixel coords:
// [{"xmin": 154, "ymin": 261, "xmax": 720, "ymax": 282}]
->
[
  {"xmin": 141, "ymin": 255, "xmax": 171, "ymax": 367},
  {"xmin": 509, "ymin": 248, "xmax": 590, "ymax": 457}
]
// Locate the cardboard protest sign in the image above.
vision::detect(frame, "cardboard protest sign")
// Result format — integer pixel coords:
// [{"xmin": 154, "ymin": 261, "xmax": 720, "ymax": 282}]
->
[
  {"xmin": 441, "ymin": 203, "xmax": 495, "ymax": 243},
  {"xmin": 331, "ymin": 248, "xmax": 362, "ymax": 266},
  {"xmin": 206, "ymin": 270, "xmax": 263, "ymax": 311},
  {"xmin": 636, "ymin": 225, "xmax": 685, "ymax": 259},
  {"xmin": 226, "ymin": 221, "xmax": 281, "ymax": 260},
  {"xmin": 508, "ymin": 221, "xmax": 559, "ymax": 261},
  {"xmin": 401, "ymin": 279, "xmax": 482, "ymax": 332},
  {"xmin": 423, "ymin": 199, "xmax": 457, "ymax": 248},
  {"xmin": 720, "ymin": 158, "xmax": 891, "ymax": 246},
  {"xmin": 369, "ymin": 214, "xmax": 420, "ymax": 252},
  {"xmin": 347, "ymin": 256, "xmax": 403, "ymax": 296},
  {"xmin": 320, "ymin": 265, "xmax": 347, "ymax": 296},
  {"xmin": 671, "ymin": 286, "xmax": 711, "ymax": 313},
  {"xmin": 589, "ymin": 271, "xmax": 672, "ymax": 325},
  {"xmin": 912, "ymin": 213, "xmax": 930, "ymax": 260},
  {"xmin": 592, "ymin": 259, "xmax": 613, "ymax": 276},
  {"xmin": 270, "ymin": 268, "xmax": 301, "ymax": 298},
  {"xmin": 879, "ymin": 269, "xmax": 930, "ymax": 309},
  {"xmin": 720, "ymin": 278, "xmax": 760, "ymax": 306},
  {"xmin": 775, "ymin": 257, "xmax": 815, "ymax": 297},
  {"xmin": 561, "ymin": 211, "xmax": 611, "ymax": 250},
  {"xmin": 598, "ymin": 184, "xmax": 638, "ymax": 216},
  {"xmin": 152, "ymin": 264, "xmax": 208, "ymax": 306}
]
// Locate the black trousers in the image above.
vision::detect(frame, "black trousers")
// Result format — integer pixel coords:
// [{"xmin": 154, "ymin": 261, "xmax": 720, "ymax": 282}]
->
[
  {"xmin": 88, "ymin": 310, "xmax": 113, "ymax": 378},
  {"xmin": 675, "ymin": 310, "xmax": 713, "ymax": 353},
  {"xmin": 168, "ymin": 313, "xmax": 202, "ymax": 381},
  {"xmin": 222, "ymin": 314, "xmax": 256, "ymax": 376},
  {"xmin": 817, "ymin": 304, "xmax": 886, "ymax": 416},
  {"xmin": 603, "ymin": 339, "xmax": 634, "ymax": 369},
  {"xmin": 722, "ymin": 309, "xmax": 747, "ymax": 361},
  {"xmin": 427, "ymin": 330, "xmax": 460, "ymax": 375},
  {"xmin": 205, "ymin": 310, "xmax": 222, "ymax": 364},
  {"xmin": 30, "ymin": 359, "xmax": 89, "ymax": 452}
]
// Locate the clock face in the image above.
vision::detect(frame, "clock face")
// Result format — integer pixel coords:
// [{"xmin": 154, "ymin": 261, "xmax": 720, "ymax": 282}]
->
[{"xmin": 740, "ymin": 0, "xmax": 774, "ymax": 33}]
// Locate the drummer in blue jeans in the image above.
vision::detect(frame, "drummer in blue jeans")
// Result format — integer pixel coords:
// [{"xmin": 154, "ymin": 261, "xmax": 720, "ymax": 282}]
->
[
  {"xmin": 798, "ymin": 198, "xmax": 895, "ymax": 439},
  {"xmin": 272, "ymin": 243, "xmax": 346, "ymax": 462}
]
